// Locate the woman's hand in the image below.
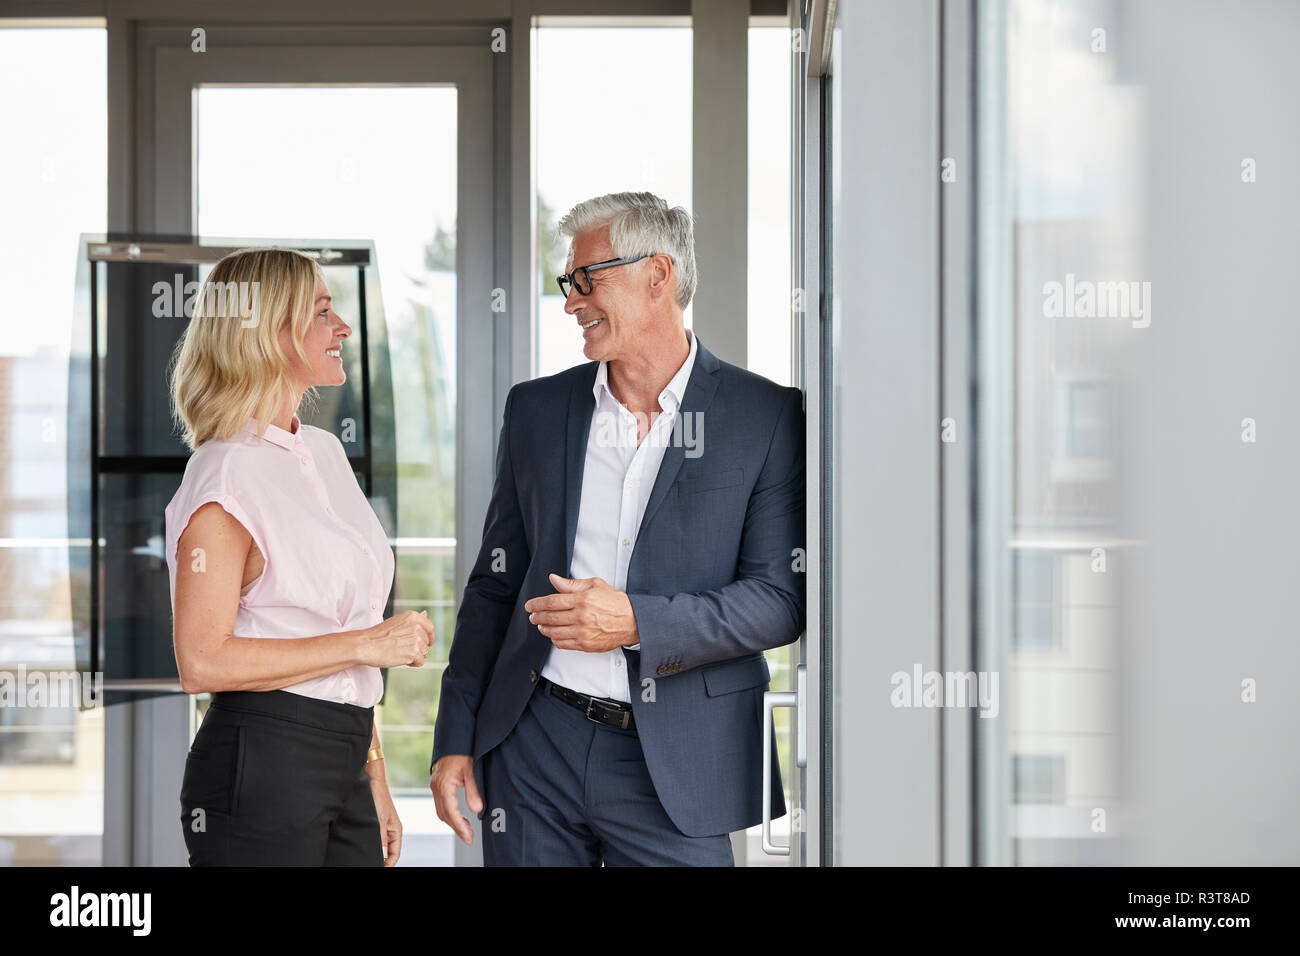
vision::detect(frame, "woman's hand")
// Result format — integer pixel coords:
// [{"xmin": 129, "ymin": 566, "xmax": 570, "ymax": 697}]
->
[
  {"xmin": 358, "ymin": 610, "xmax": 434, "ymax": 668},
  {"xmin": 368, "ymin": 769, "xmax": 402, "ymax": 866}
]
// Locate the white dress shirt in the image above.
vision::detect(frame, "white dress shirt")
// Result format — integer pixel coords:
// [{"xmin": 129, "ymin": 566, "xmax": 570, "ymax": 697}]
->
[{"xmin": 540, "ymin": 330, "xmax": 698, "ymax": 702}]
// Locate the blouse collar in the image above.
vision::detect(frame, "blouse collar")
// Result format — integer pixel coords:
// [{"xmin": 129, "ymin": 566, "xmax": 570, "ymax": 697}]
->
[{"xmin": 243, "ymin": 415, "xmax": 303, "ymax": 449}]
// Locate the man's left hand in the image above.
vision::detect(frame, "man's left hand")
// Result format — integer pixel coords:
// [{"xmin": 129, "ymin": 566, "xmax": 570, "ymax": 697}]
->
[{"xmin": 525, "ymin": 573, "xmax": 639, "ymax": 652}]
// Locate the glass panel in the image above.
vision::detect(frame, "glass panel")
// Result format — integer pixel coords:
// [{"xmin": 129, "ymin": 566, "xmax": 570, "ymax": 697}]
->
[
  {"xmin": 1012, "ymin": 552, "xmax": 1058, "ymax": 652},
  {"xmin": 535, "ymin": 25, "xmax": 692, "ymax": 377},
  {"xmin": 978, "ymin": 0, "xmax": 1135, "ymax": 864},
  {"xmin": 73, "ymin": 246, "xmax": 382, "ymax": 701},
  {"xmin": 748, "ymin": 24, "xmax": 795, "ymax": 864},
  {"xmin": 100, "ymin": 472, "xmax": 184, "ymax": 684},
  {"xmin": 1014, "ymin": 754, "xmax": 1065, "ymax": 805},
  {"xmin": 0, "ymin": 24, "xmax": 106, "ymax": 867},
  {"xmin": 196, "ymin": 86, "xmax": 458, "ymax": 864},
  {"xmin": 99, "ymin": 260, "xmax": 194, "ymax": 458},
  {"xmin": 747, "ymin": 26, "xmax": 793, "ymax": 389}
]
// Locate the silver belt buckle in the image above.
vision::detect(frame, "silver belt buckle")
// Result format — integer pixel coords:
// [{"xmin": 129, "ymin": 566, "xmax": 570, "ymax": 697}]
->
[
  {"xmin": 584, "ymin": 696, "xmax": 631, "ymax": 729},
  {"xmin": 583, "ymin": 694, "xmax": 632, "ymax": 730}
]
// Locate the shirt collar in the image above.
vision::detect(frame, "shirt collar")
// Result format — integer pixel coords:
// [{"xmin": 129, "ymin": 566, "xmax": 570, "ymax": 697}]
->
[
  {"xmin": 592, "ymin": 329, "xmax": 698, "ymax": 412},
  {"xmin": 243, "ymin": 415, "xmax": 303, "ymax": 450}
]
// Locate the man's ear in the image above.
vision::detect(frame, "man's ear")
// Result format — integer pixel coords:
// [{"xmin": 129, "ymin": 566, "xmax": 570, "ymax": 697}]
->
[{"xmin": 648, "ymin": 253, "xmax": 672, "ymax": 299}]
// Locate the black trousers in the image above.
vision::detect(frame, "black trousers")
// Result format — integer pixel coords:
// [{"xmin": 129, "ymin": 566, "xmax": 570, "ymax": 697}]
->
[{"xmin": 179, "ymin": 689, "xmax": 382, "ymax": 866}]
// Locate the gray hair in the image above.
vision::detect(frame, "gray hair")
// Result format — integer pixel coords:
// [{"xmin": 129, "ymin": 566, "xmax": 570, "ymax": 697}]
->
[{"xmin": 557, "ymin": 192, "xmax": 697, "ymax": 310}]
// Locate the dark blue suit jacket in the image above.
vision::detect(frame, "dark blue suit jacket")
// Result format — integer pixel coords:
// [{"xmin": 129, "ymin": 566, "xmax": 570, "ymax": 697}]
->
[{"xmin": 432, "ymin": 337, "xmax": 806, "ymax": 837}]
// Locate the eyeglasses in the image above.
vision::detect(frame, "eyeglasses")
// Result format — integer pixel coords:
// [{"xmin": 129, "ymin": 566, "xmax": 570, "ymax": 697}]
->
[{"xmin": 556, "ymin": 253, "xmax": 658, "ymax": 298}]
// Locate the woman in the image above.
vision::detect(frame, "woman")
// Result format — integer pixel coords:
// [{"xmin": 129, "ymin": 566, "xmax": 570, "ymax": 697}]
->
[{"xmin": 165, "ymin": 247, "xmax": 433, "ymax": 866}]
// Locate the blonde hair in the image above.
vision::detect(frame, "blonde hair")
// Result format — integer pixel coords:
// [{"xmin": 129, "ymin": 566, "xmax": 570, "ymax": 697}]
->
[{"xmin": 169, "ymin": 247, "xmax": 321, "ymax": 450}]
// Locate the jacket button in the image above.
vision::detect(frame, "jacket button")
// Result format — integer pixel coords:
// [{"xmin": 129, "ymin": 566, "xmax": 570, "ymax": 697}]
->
[{"xmin": 528, "ymin": 669, "xmax": 538, "ymax": 682}]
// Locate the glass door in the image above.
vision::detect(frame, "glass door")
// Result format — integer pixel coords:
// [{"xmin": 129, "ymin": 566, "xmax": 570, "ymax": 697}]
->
[{"xmin": 133, "ymin": 34, "xmax": 501, "ymax": 866}]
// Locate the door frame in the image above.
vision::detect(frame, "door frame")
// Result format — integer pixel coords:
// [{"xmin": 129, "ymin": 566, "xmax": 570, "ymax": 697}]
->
[
  {"xmin": 105, "ymin": 23, "xmax": 510, "ymax": 866},
  {"xmin": 790, "ymin": 0, "xmax": 827, "ymax": 868}
]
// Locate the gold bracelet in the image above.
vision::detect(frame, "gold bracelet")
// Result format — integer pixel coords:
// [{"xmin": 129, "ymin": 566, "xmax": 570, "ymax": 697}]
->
[{"xmin": 366, "ymin": 748, "xmax": 384, "ymax": 764}]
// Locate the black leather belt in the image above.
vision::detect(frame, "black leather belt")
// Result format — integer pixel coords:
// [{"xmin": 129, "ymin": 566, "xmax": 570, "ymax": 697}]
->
[{"xmin": 540, "ymin": 678, "xmax": 636, "ymax": 731}]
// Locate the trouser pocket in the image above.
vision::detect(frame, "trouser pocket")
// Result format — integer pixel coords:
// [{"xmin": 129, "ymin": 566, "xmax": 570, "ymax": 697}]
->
[
  {"xmin": 224, "ymin": 711, "xmax": 360, "ymax": 837},
  {"xmin": 180, "ymin": 712, "xmax": 244, "ymax": 818}
]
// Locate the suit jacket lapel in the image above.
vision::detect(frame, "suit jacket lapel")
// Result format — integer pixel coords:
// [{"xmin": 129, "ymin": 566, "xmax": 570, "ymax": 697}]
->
[
  {"xmin": 564, "ymin": 367, "xmax": 598, "ymax": 574},
  {"xmin": 636, "ymin": 339, "xmax": 722, "ymax": 539}
]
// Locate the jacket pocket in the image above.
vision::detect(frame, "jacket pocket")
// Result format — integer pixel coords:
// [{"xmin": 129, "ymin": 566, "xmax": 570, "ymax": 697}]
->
[
  {"xmin": 677, "ymin": 467, "xmax": 744, "ymax": 496},
  {"xmin": 702, "ymin": 654, "xmax": 771, "ymax": 696}
]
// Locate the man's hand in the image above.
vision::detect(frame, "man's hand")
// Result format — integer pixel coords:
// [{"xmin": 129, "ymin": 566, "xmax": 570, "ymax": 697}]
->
[
  {"xmin": 524, "ymin": 573, "xmax": 639, "ymax": 652},
  {"xmin": 430, "ymin": 754, "xmax": 484, "ymax": 846}
]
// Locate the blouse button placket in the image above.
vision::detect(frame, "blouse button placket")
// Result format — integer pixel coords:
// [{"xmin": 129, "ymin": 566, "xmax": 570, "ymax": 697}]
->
[{"xmin": 297, "ymin": 439, "xmax": 387, "ymax": 620}]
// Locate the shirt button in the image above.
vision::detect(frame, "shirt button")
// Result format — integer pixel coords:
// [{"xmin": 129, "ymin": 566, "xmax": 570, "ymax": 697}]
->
[
  {"xmin": 299, "ymin": 456, "xmax": 308, "ymax": 465},
  {"xmin": 621, "ymin": 539, "xmax": 631, "ymax": 548},
  {"xmin": 615, "ymin": 658, "xmax": 623, "ymax": 668},
  {"xmin": 371, "ymin": 601, "xmax": 379, "ymax": 611},
  {"xmin": 361, "ymin": 546, "xmax": 370, "ymax": 556}
]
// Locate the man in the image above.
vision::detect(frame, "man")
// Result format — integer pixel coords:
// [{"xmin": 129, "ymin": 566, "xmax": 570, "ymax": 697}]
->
[{"xmin": 430, "ymin": 191, "xmax": 805, "ymax": 865}]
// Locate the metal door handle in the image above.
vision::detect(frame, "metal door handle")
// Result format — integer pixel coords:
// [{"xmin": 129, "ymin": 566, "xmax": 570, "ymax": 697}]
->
[{"xmin": 762, "ymin": 689, "xmax": 798, "ymax": 855}]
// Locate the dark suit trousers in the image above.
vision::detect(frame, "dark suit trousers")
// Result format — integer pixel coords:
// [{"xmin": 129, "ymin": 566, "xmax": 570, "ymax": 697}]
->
[
  {"xmin": 179, "ymin": 690, "xmax": 382, "ymax": 867},
  {"xmin": 478, "ymin": 680, "xmax": 735, "ymax": 866}
]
